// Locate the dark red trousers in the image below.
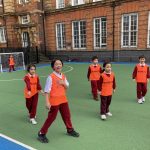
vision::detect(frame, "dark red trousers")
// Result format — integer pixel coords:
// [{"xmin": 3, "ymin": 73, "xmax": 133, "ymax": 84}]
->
[
  {"xmin": 136, "ymin": 83, "xmax": 147, "ymax": 99},
  {"xmin": 100, "ymin": 95, "xmax": 112, "ymax": 115},
  {"xmin": 40, "ymin": 102, "xmax": 73, "ymax": 134},
  {"xmin": 91, "ymin": 80, "xmax": 99, "ymax": 99},
  {"xmin": 9, "ymin": 65, "xmax": 15, "ymax": 72},
  {"xmin": 26, "ymin": 93, "xmax": 38, "ymax": 118}
]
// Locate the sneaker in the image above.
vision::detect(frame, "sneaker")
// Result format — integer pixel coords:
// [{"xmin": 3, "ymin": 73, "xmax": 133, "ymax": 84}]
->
[
  {"xmin": 138, "ymin": 99, "xmax": 143, "ymax": 104},
  {"xmin": 30, "ymin": 118, "xmax": 37, "ymax": 125},
  {"xmin": 106, "ymin": 112, "xmax": 112, "ymax": 116},
  {"xmin": 67, "ymin": 130, "xmax": 80, "ymax": 137},
  {"xmin": 101, "ymin": 115, "xmax": 106, "ymax": 120},
  {"xmin": 37, "ymin": 132, "xmax": 49, "ymax": 143},
  {"xmin": 142, "ymin": 97, "xmax": 145, "ymax": 102}
]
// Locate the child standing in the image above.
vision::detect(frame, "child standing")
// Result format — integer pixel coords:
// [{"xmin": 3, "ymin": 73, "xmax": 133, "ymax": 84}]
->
[
  {"xmin": 98, "ymin": 62, "xmax": 116, "ymax": 120},
  {"xmin": 38, "ymin": 59, "xmax": 79, "ymax": 143},
  {"xmin": 87, "ymin": 56, "xmax": 102, "ymax": 100},
  {"xmin": 24, "ymin": 64, "xmax": 44, "ymax": 124},
  {"xmin": 8, "ymin": 55, "xmax": 16, "ymax": 72},
  {"xmin": 132, "ymin": 55, "xmax": 150, "ymax": 104}
]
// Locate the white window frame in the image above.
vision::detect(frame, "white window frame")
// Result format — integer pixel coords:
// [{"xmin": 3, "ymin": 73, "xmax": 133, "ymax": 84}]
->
[
  {"xmin": 0, "ymin": 0, "xmax": 2, "ymax": 7},
  {"xmin": 93, "ymin": 0, "xmax": 102, "ymax": 2},
  {"xmin": 21, "ymin": 15, "xmax": 30, "ymax": 24},
  {"xmin": 56, "ymin": 23, "xmax": 66, "ymax": 50},
  {"xmin": 56, "ymin": 0, "xmax": 65, "ymax": 9},
  {"xmin": 19, "ymin": 0, "xmax": 29, "ymax": 4},
  {"xmin": 93, "ymin": 17, "xmax": 107, "ymax": 49},
  {"xmin": 121, "ymin": 13, "xmax": 138, "ymax": 48},
  {"xmin": 72, "ymin": 20, "xmax": 86, "ymax": 49},
  {"xmin": 0, "ymin": 27, "xmax": 6, "ymax": 43},
  {"xmin": 71, "ymin": 0, "xmax": 84, "ymax": 6},
  {"xmin": 147, "ymin": 12, "xmax": 150, "ymax": 48}
]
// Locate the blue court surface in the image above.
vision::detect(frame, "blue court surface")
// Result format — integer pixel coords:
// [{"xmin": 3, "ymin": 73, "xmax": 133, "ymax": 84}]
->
[{"xmin": 0, "ymin": 134, "xmax": 36, "ymax": 150}]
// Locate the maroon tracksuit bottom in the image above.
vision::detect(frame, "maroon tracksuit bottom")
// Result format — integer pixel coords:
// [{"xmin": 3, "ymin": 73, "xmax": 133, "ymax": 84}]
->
[
  {"xmin": 9, "ymin": 65, "xmax": 15, "ymax": 72},
  {"xmin": 40, "ymin": 102, "xmax": 73, "ymax": 134},
  {"xmin": 136, "ymin": 83, "xmax": 147, "ymax": 99},
  {"xmin": 91, "ymin": 80, "xmax": 99, "ymax": 99},
  {"xmin": 26, "ymin": 93, "xmax": 38, "ymax": 118},
  {"xmin": 100, "ymin": 95, "xmax": 112, "ymax": 115}
]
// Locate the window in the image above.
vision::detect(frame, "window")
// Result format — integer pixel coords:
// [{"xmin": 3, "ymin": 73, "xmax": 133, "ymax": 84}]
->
[
  {"xmin": 19, "ymin": 0, "xmax": 29, "ymax": 4},
  {"xmin": 94, "ymin": 17, "xmax": 107, "ymax": 48},
  {"xmin": 0, "ymin": 27, "xmax": 6, "ymax": 43},
  {"xmin": 72, "ymin": 20, "xmax": 86, "ymax": 49},
  {"xmin": 148, "ymin": 12, "xmax": 150, "ymax": 48},
  {"xmin": 56, "ymin": 23, "xmax": 66, "ymax": 50},
  {"xmin": 56, "ymin": 0, "xmax": 65, "ymax": 9},
  {"xmin": 72, "ymin": 0, "xmax": 84, "ymax": 6},
  {"xmin": 93, "ymin": 0, "xmax": 102, "ymax": 2},
  {"xmin": 22, "ymin": 32, "xmax": 30, "ymax": 47},
  {"xmin": 121, "ymin": 13, "xmax": 138, "ymax": 47},
  {"xmin": 0, "ymin": 0, "xmax": 2, "ymax": 7},
  {"xmin": 21, "ymin": 15, "xmax": 30, "ymax": 24}
]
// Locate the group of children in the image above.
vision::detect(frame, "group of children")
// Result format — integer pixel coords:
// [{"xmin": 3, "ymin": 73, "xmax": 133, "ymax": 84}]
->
[{"xmin": 22, "ymin": 55, "xmax": 150, "ymax": 143}]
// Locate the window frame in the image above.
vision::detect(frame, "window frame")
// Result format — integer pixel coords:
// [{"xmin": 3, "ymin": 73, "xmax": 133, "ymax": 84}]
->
[
  {"xmin": 147, "ymin": 12, "xmax": 150, "ymax": 48},
  {"xmin": 0, "ymin": 27, "xmax": 6, "ymax": 43},
  {"xmin": 56, "ymin": 0, "xmax": 65, "ymax": 9}
]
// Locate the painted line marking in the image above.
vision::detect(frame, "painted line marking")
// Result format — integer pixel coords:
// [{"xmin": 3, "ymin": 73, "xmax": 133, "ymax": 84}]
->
[{"xmin": 0, "ymin": 133, "xmax": 37, "ymax": 150}]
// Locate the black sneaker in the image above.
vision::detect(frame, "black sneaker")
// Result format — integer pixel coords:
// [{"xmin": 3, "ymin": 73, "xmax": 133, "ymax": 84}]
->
[
  {"xmin": 37, "ymin": 132, "xmax": 49, "ymax": 143},
  {"xmin": 67, "ymin": 130, "xmax": 80, "ymax": 137}
]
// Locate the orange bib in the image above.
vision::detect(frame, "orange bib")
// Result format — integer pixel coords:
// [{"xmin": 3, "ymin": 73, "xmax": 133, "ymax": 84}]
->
[
  {"xmin": 89, "ymin": 64, "xmax": 101, "ymax": 80},
  {"xmin": 49, "ymin": 73, "xmax": 68, "ymax": 106},
  {"xmin": 24, "ymin": 74, "xmax": 38, "ymax": 98},
  {"xmin": 9, "ymin": 58, "xmax": 15, "ymax": 65},
  {"xmin": 136, "ymin": 64, "xmax": 148, "ymax": 83},
  {"xmin": 101, "ymin": 72, "xmax": 114, "ymax": 96}
]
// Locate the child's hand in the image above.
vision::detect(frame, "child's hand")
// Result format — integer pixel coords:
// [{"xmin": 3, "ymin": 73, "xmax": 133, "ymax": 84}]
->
[
  {"xmin": 113, "ymin": 89, "xmax": 116, "ymax": 93},
  {"xmin": 40, "ymin": 90, "xmax": 45, "ymax": 96},
  {"xmin": 45, "ymin": 102, "xmax": 51, "ymax": 110},
  {"xmin": 147, "ymin": 79, "xmax": 149, "ymax": 82},
  {"xmin": 133, "ymin": 79, "xmax": 136, "ymax": 82},
  {"xmin": 27, "ymin": 91, "xmax": 31, "ymax": 96},
  {"xmin": 58, "ymin": 80, "xmax": 65, "ymax": 85},
  {"xmin": 98, "ymin": 91, "xmax": 101, "ymax": 95}
]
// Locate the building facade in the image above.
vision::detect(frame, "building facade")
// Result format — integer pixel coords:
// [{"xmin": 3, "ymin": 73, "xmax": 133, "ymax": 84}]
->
[{"xmin": 0, "ymin": 0, "xmax": 150, "ymax": 57}]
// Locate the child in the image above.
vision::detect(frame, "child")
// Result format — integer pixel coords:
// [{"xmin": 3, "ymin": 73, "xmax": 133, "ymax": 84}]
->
[
  {"xmin": 24, "ymin": 64, "xmax": 44, "ymax": 124},
  {"xmin": 8, "ymin": 55, "xmax": 16, "ymax": 72},
  {"xmin": 98, "ymin": 62, "xmax": 116, "ymax": 120},
  {"xmin": 87, "ymin": 56, "xmax": 102, "ymax": 100},
  {"xmin": 38, "ymin": 59, "xmax": 79, "ymax": 143},
  {"xmin": 132, "ymin": 55, "xmax": 150, "ymax": 104}
]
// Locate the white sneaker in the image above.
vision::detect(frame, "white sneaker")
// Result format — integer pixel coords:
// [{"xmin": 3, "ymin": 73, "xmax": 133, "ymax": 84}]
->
[
  {"xmin": 138, "ymin": 99, "xmax": 143, "ymax": 104},
  {"xmin": 106, "ymin": 112, "xmax": 112, "ymax": 116},
  {"xmin": 101, "ymin": 115, "xmax": 106, "ymax": 120},
  {"xmin": 30, "ymin": 118, "xmax": 37, "ymax": 125},
  {"xmin": 142, "ymin": 97, "xmax": 145, "ymax": 102}
]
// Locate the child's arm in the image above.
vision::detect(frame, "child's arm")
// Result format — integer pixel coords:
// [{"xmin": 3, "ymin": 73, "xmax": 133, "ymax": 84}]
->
[
  {"xmin": 98, "ymin": 75, "xmax": 103, "ymax": 95},
  {"xmin": 132, "ymin": 66, "xmax": 137, "ymax": 81},
  {"xmin": 113, "ymin": 76, "xmax": 116, "ymax": 93},
  {"xmin": 37, "ymin": 76, "xmax": 44, "ymax": 95},
  {"xmin": 45, "ymin": 93, "xmax": 51, "ymax": 110},
  {"xmin": 87, "ymin": 67, "xmax": 91, "ymax": 81},
  {"xmin": 58, "ymin": 78, "xmax": 69, "ymax": 89},
  {"xmin": 147, "ymin": 66, "xmax": 150, "ymax": 82},
  {"xmin": 24, "ymin": 76, "xmax": 31, "ymax": 96}
]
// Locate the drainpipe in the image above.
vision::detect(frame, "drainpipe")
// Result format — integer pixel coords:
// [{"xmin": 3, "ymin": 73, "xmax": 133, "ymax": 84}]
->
[
  {"xmin": 111, "ymin": 1, "xmax": 116, "ymax": 62},
  {"xmin": 2, "ymin": 0, "xmax": 8, "ymax": 47},
  {"xmin": 41, "ymin": 0, "xmax": 47, "ymax": 56}
]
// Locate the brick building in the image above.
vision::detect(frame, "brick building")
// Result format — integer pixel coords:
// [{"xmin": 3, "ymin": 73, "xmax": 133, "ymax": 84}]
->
[{"xmin": 0, "ymin": 0, "xmax": 150, "ymax": 61}]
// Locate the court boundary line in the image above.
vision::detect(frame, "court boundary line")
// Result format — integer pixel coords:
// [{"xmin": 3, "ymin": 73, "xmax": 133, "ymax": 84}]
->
[
  {"xmin": 0, "ymin": 65, "xmax": 74, "ymax": 82},
  {"xmin": 0, "ymin": 133, "xmax": 37, "ymax": 150}
]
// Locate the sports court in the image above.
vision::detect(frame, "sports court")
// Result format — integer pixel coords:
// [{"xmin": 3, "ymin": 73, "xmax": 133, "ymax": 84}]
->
[{"xmin": 0, "ymin": 63, "xmax": 150, "ymax": 150}]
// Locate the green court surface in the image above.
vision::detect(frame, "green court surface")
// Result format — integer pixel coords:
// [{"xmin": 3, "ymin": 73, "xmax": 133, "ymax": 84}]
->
[{"xmin": 0, "ymin": 63, "xmax": 150, "ymax": 150}]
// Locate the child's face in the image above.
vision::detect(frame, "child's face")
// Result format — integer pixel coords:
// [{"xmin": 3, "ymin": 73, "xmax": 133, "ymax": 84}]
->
[
  {"xmin": 93, "ymin": 59, "xmax": 98, "ymax": 65},
  {"xmin": 105, "ymin": 64, "xmax": 112, "ymax": 73},
  {"xmin": 10, "ymin": 55, "xmax": 13, "ymax": 58},
  {"xmin": 29, "ymin": 66, "xmax": 36, "ymax": 75},
  {"xmin": 53, "ymin": 60, "xmax": 63, "ymax": 73},
  {"xmin": 139, "ymin": 58, "xmax": 145, "ymax": 64}
]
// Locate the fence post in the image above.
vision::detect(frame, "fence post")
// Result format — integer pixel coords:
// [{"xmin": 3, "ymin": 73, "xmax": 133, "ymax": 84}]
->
[{"xmin": 36, "ymin": 46, "xmax": 39, "ymax": 63}]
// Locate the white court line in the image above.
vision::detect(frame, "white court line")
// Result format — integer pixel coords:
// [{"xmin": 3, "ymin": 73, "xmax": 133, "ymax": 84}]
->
[
  {"xmin": 0, "ymin": 65, "xmax": 74, "ymax": 82},
  {"xmin": 0, "ymin": 133, "xmax": 37, "ymax": 150}
]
